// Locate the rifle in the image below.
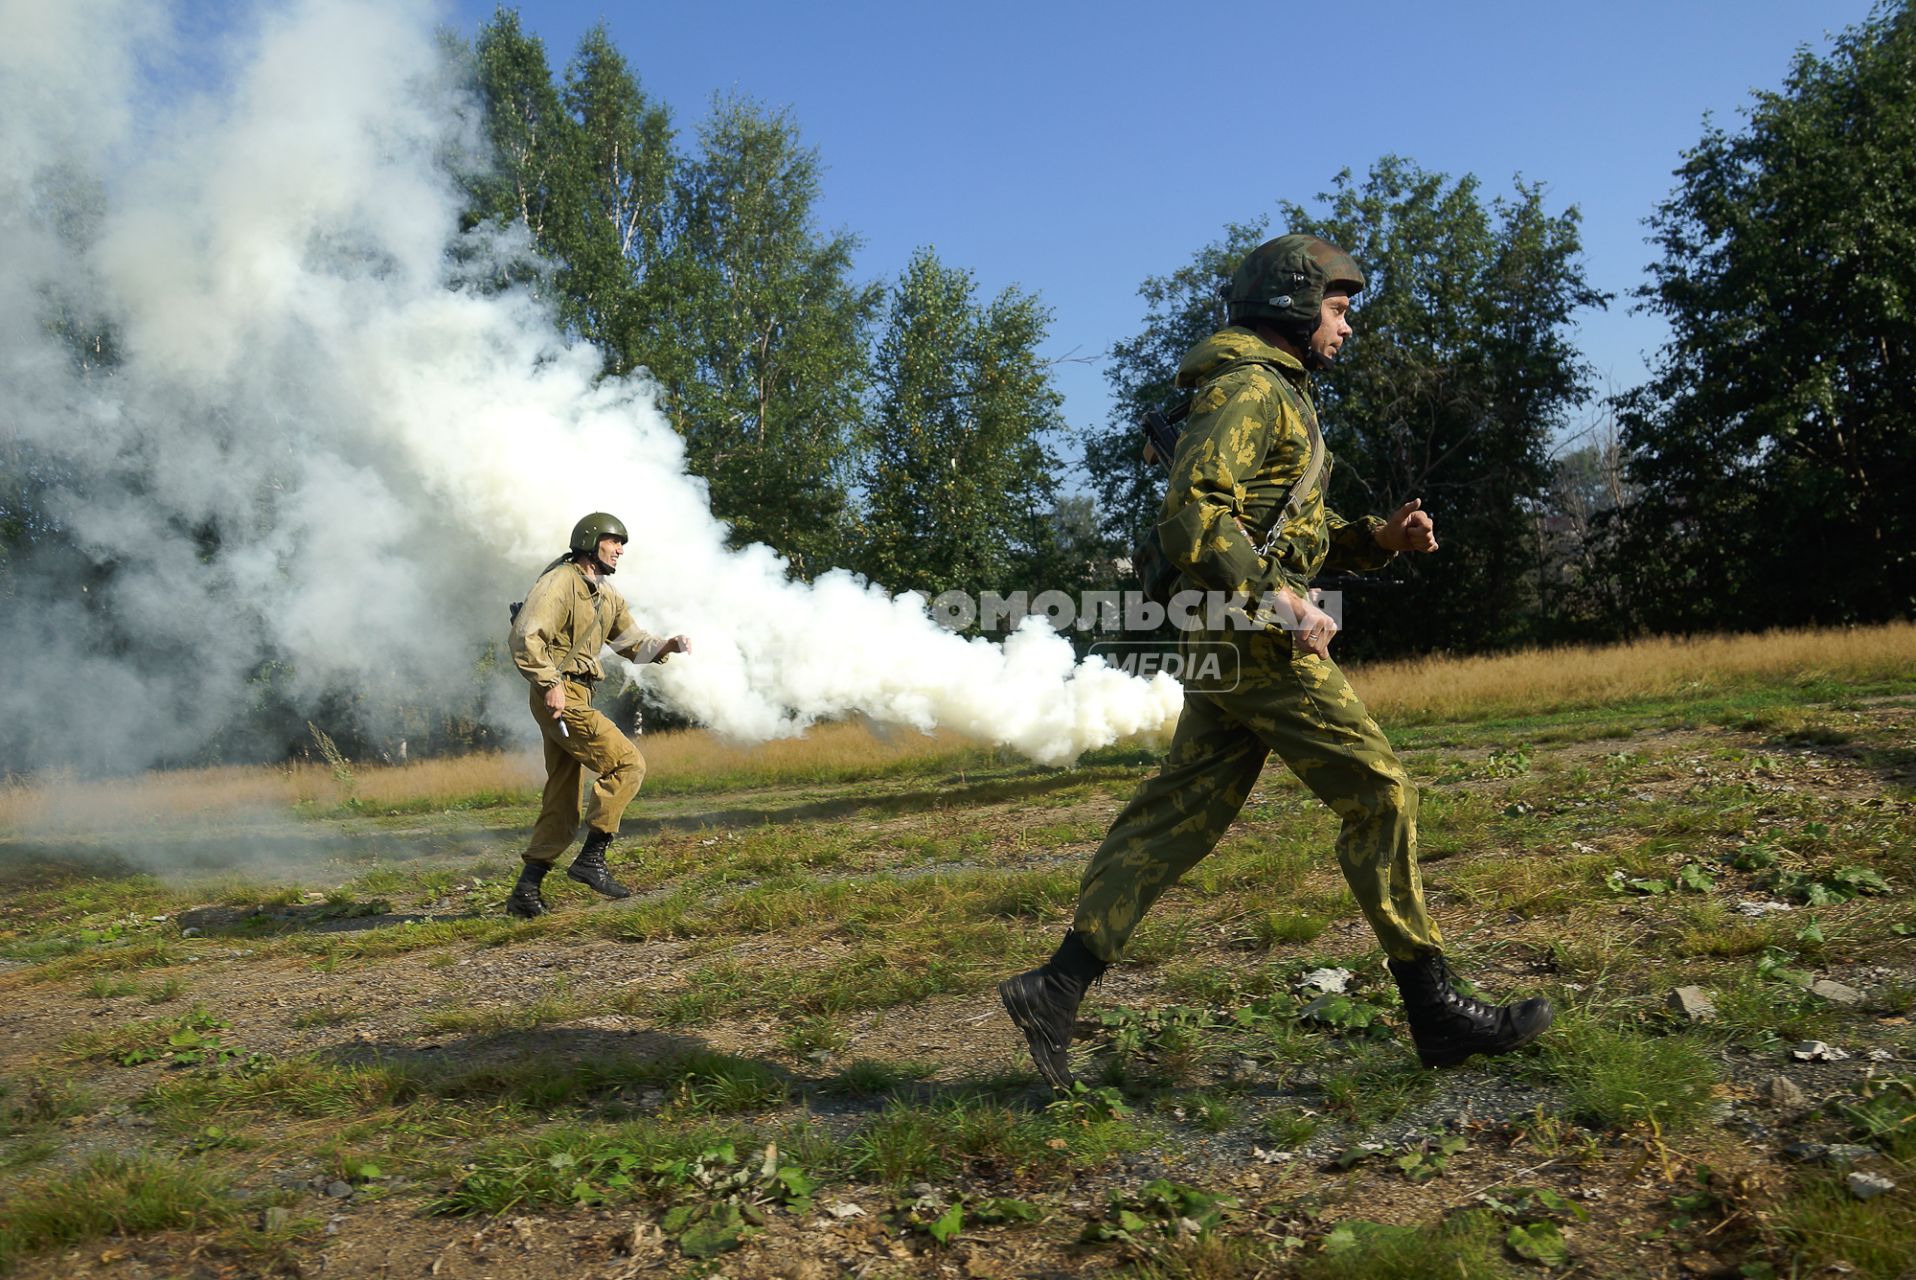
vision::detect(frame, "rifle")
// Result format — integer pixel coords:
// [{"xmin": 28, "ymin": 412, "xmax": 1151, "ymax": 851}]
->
[{"xmin": 1139, "ymin": 400, "xmax": 1189, "ymax": 472}]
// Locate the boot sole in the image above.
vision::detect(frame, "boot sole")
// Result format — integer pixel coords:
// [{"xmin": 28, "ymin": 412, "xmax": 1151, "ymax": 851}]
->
[
  {"xmin": 565, "ymin": 868, "xmax": 632, "ymax": 899},
  {"xmin": 1417, "ymin": 1002, "xmax": 1555, "ymax": 1068},
  {"xmin": 998, "ymin": 977, "xmax": 1075, "ymax": 1090}
]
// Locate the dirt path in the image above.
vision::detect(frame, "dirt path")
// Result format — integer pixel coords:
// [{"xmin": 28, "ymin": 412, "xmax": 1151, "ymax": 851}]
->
[{"xmin": 2, "ymin": 704, "xmax": 1911, "ymax": 1277}]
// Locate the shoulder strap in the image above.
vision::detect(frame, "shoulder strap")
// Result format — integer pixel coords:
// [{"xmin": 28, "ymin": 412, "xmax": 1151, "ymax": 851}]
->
[
  {"xmin": 1259, "ymin": 373, "xmax": 1326, "ymax": 556},
  {"xmin": 1196, "ymin": 357, "xmax": 1328, "ymax": 557}
]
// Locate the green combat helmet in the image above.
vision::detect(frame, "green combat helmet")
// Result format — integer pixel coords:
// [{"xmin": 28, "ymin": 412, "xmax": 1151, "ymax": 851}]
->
[
  {"xmin": 570, "ymin": 511, "xmax": 629, "ymax": 556},
  {"xmin": 1223, "ymin": 234, "xmax": 1366, "ymax": 360}
]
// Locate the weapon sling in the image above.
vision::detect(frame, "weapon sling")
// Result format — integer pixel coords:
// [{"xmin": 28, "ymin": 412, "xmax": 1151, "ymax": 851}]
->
[{"xmin": 1133, "ymin": 358, "xmax": 1326, "ymax": 602}]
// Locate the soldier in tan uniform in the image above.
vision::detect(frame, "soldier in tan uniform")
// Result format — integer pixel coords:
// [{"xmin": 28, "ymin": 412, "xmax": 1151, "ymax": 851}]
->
[
  {"xmin": 1000, "ymin": 236, "xmax": 1552, "ymax": 1084},
  {"xmin": 506, "ymin": 512, "xmax": 689, "ymax": 919}
]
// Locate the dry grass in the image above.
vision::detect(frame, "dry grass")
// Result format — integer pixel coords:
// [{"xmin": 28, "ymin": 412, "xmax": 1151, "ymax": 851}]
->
[
  {"xmin": 0, "ymin": 720, "xmax": 979, "ymax": 830},
  {"xmin": 1347, "ymin": 621, "xmax": 1916, "ymax": 723},
  {"xmin": 0, "ymin": 764, "xmax": 317, "ymax": 831},
  {"xmin": 4, "ymin": 623, "xmax": 1910, "ymax": 830},
  {"xmin": 640, "ymin": 719, "xmax": 980, "ymax": 786}
]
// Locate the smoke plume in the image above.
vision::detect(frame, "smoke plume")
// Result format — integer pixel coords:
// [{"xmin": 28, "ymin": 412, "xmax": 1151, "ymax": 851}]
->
[{"xmin": 0, "ymin": 0, "xmax": 1181, "ymax": 775}]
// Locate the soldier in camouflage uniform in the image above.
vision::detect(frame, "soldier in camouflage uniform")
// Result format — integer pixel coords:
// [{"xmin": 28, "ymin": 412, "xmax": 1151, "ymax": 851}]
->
[
  {"xmin": 1000, "ymin": 236, "xmax": 1552, "ymax": 1084},
  {"xmin": 505, "ymin": 512, "xmax": 690, "ymax": 919}
]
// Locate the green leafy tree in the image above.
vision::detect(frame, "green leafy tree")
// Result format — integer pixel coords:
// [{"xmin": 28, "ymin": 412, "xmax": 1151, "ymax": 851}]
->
[
  {"xmin": 465, "ymin": 11, "xmax": 572, "ymax": 244},
  {"xmin": 859, "ymin": 248, "xmax": 1064, "ymax": 604},
  {"xmin": 553, "ymin": 25, "xmax": 675, "ymax": 374},
  {"xmin": 653, "ymin": 97, "xmax": 881, "ymax": 576},
  {"xmin": 1283, "ymin": 157, "xmax": 1607, "ymax": 655},
  {"xmin": 1616, "ymin": 2, "xmax": 1916, "ymax": 629},
  {"xmin": 457, "ymin": 20, "xmax": 879, "ymax": 576},
  {"xmin": 458, "ymin": 16, "xmax": 676, "ymax": 376}
]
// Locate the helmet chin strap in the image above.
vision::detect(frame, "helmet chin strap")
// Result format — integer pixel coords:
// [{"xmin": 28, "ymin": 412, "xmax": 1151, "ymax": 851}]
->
[
  {"xmin": 1266, "ymin": 316, "xmax": 1331, "ymax": 370},
  {"xmin": 591, "ymin": 553, "xmax": 618, "ymax": 576},
  {"xmin": 1298, "ymin": 313, "xmax": 1335, "ymax": 371}
]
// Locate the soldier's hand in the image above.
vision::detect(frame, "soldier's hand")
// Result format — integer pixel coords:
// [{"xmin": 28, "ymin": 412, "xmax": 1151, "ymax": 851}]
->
[
  {"xmin": 1284, "ymin": 591, "xmax": 1339, "ymax": 658},
  {"xmin": 1378, "ymin": 498, "xmax": 1438, "ymax": 553},
  {"xmin": 543, "ymin": 684, "xmax": 566, "ymax": 718},
  {"xmin": 656, "ymin": 635, "xmax": 691, "ymax": 663}
]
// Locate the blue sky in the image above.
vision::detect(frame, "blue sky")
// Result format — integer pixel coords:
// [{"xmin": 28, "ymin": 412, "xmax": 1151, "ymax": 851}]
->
[{"xmin": 446, "ymin": 1, "xmax": 1873, "ymax": 462}]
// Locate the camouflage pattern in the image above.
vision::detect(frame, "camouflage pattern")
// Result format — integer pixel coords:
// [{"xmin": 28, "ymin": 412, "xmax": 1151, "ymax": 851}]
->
[
  {"xmin": 1073, "ymin": 634, "xmax": 1439, "ymax": 962},
  {"xmin": 523, "ymin": 677, "xmax": 646, "ymax": 864},
  {"xmin": 1224, "ymin": 234, "xmax": 1365, "ymax": 331},
  {"xmin": 1072, "ymin": 325, "xmax": 1440, "ymax": 964},
  {"xmin": 1155, "ymin": 328, "xmax": 1394, "ymax": 608}
]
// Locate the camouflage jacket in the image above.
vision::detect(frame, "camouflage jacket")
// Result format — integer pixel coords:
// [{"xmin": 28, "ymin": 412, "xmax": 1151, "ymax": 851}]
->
[
  {"xmin": 1157, "ymin": 327, "xmax": 1394, "ymax": 607},
  {"xmin": 510, "ymin": 557, "xmax": 664, "ymax": 689}
]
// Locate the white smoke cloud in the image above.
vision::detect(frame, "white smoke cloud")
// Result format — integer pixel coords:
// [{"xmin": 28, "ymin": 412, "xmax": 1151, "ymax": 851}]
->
[{"xmin": 0, "ymin": 0, "xmax": 1181, "ymax": 775}]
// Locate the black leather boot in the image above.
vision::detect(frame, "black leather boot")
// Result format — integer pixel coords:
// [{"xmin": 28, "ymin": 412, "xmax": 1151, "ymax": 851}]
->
[
  {"xmin": 566, "ymin": 829, "xmax": 632, "ymax": 899},
  {"xmin": 998, "ymin": 931, "xmax": 1108, "ymax": 1089},
  {"xmin": 505, "ymin": 861, "xmax": 550, "ymax": 919},
  {"xmin": 1389, "ymin": 952, "xmax": 1553, "ymax": 1068}
]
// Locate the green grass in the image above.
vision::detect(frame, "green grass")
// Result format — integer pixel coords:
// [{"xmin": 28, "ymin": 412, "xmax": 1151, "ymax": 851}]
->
[
  {"xmin": 778, "ymin": 1013, "xmax": 849, "ymax": 1058},
  {"xmin": 1708, "ymin": 964, "xmax": 1847, "ymax": 1048},
  {"xmin": 1295, "ymin": 1211, "xmax": 1518, "ymax": 1279},
  {"xmin": 2, "ymin": 665, "xmax": 1912, "ymax": 1274},
  {"xmin": 1181, "ymin": 1092, "xmax": 1240, "ymax": 1133},
  {"xmin": 665, "ymin": 1056, "xmax": 788, "ymax": 1115},
  {"xmin": 1, "ymin": 1075, "xmax": 98, "ymax": 1133},
  {"xmin": 1261, "ymin": 1107, "xmax": 1320, "ymax": 1149},
  {"xmin": 1248, "ymin": 909, "xmax": 1332, "ymax": 947},
  {"xmin": 142, "ymin": 976, "xmax": 188, "ymax": 1004},
  {"xmin": 428, "ymin": 1120, "xmax": 744, "ymax": 1216},
  {"xmin": 842, "ymin": 1093, "xmax": 1139, "ymax": 1187},
  {"xmin": 24, "ymin": 936, "xmax": 184, "ymax": 982},
  {"xmin": 1832, "ymin": 1074, "xmax": 1916, "ymax": 1161},
  {"xmin": 416, "ymin": 987, "xmax": 597, "ymax": 1036},
  {"xmin": 1313, "ymin": 1042, "xmax": 1436, "ymax": 1129},
  {"xmin": 638, "ymin": 938, "xmax": 999, "ymax": 1025},
  {"xmin": 61, "ymin": 1005, "xmax": 230, "ymax": 1065},
  {"xmin": 0, "ymin": 1153, "xmax": 239, "ymax": 1270},
  {"xmin": 1536, "ymin": 1016, "xmax": 1717, "ymax": 1132},
  {"xmin": 140, "ymin": 1058, "xmax": 417, "ymax": 1127},
  {"xmin": 1770, "ymin": 1171, "xmax": 1916, "ymax": 1280},
  {"xmin": 842, "ymin": 1099, "xmax": 953, "ymax": 1185},
  {"xmin": 822, "ymin": 1058, "xmax": 939, "ymax": 1096},
  {"xmin": 289, "ymin": 1002, "xmax": 363, "ymax": 1028}
]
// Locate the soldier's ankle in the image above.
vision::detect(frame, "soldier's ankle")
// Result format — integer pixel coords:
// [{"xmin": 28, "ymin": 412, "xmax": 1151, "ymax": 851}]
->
[{"xmin": 1051, "ymin": 931, "xmax": 1109, "ymax": 985}]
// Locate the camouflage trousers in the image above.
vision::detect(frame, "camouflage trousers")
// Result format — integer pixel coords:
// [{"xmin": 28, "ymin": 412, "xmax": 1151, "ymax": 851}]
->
[
  {"xmin": 523, "ymin": 679, "xmax": 646, "ymax": 866},
  {"xmin": 1074, "ymin": 633, "xmax": 1441, "ymax": 963}
]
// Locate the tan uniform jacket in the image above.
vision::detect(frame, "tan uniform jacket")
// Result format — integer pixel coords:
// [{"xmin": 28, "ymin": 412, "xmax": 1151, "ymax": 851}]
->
[{"xmin": 509, "ymin": 558, "xmax": 664, "ymax": 689}]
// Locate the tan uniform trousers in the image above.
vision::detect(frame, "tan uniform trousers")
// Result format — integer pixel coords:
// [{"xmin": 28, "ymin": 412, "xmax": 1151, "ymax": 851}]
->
[{"xmin": 523, "ymin": 679, "xmax": 646, "ymax": 866}]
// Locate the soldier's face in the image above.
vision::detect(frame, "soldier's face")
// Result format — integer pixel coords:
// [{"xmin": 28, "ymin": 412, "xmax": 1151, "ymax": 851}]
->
[
  {"xmin": 1311, "ymin": 293, "xmax": 1355, "ymax": 364},
  {"xmin": 596, "ymin": 536, "xmax": 625, "ymax": 570}
]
